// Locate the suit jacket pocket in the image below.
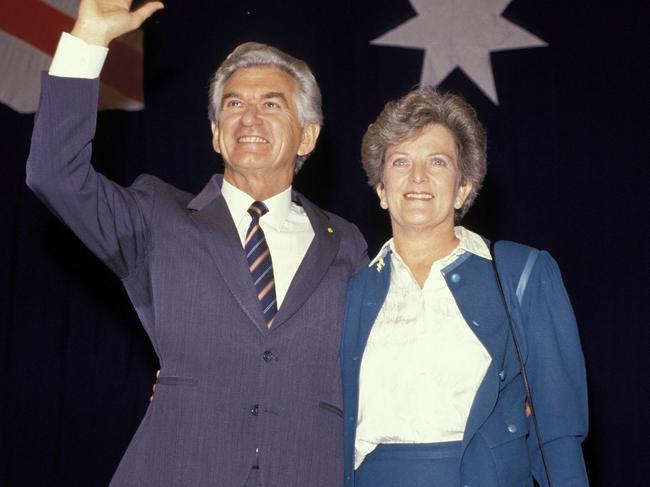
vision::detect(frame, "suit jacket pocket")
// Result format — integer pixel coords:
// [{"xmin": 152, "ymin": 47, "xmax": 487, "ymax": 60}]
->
[
  {"xmin": 156, "ymin": 375, "xmax": 199, "ymax": 386},
  {"xmin": 319, "ymin": 401, "xmax": 344, "ymax": 418}
]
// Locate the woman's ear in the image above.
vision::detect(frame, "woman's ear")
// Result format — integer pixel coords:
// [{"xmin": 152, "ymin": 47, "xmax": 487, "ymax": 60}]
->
[
  {"xmin": 376, "ymin": 182, "xmax": 388, "ymax": 209},
  {"xmin": 454, "ymin": 180, "xmax": 473, "ymax": 209}
]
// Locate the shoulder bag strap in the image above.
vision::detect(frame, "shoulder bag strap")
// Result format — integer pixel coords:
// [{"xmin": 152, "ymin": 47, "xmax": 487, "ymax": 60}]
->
[{"xmin": 489, "ymin": 241, "xmax": 552, "ymax": 487}]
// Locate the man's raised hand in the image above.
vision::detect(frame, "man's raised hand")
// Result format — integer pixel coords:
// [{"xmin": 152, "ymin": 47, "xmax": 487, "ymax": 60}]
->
[{"xmin": 71, "ymin": 0, "xmax": 164, "ymax": 47}]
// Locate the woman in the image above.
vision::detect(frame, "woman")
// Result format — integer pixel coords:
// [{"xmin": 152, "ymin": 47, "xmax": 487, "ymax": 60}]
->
[{"xmin": 341, "ymin": 88, "xmax": 588, "ymax": 487}]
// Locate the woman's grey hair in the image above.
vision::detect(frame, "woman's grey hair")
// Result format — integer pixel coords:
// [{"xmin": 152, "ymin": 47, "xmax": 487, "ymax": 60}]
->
[
  {"xmin": 208, "ymin": 42, "xmax": 323, "ymax": 171},
  {"xmin": 361, "ymin": 87, "xmax": 487, "ymax": 220}
]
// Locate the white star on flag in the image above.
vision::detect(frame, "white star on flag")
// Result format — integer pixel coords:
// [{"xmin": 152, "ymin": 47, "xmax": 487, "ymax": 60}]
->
[{"xmin": 372, "ymin": 0, "xmax": 547, "ymax": 104}]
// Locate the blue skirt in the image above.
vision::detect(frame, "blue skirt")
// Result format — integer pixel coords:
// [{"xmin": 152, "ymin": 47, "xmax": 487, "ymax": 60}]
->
[{"xmin": 354, "ymin": 441, "xmax": 462, "ymax": 487}]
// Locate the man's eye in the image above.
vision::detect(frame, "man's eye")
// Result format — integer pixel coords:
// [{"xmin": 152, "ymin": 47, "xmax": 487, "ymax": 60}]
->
[
  {"xmin": 264, "ymin": 101, "xmax": 280, "ymax": 109},
  {"xmin": 225, "ymin": 100, "xmax": 242, "ymax": 108}
]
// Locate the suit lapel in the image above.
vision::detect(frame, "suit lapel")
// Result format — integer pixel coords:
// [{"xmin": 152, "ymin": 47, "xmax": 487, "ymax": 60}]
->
[
  {"xmin": 270, "ymin": 193, "xmax": 340, "ymax": 329},
  {"xmin": 186, "ymin": 181, "xmax": 354, "ymax": 333},
  {"xmin": 187, "ymin": 176, "xmax": 268, "ymax": 333}
]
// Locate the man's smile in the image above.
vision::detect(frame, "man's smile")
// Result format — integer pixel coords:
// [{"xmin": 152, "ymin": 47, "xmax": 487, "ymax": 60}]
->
[{"xmin": 237, "ymin": 136, "xmax": 269, "ymax": 144}]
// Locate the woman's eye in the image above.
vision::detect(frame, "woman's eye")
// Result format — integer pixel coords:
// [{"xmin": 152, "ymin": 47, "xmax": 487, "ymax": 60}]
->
[
  {"xmin": 430, "ymin": 157, "xmax": 447, "ymax": 166},
  {"xmin": 392, "ymin": 157, "xmax": 409, "ymax": 166}
]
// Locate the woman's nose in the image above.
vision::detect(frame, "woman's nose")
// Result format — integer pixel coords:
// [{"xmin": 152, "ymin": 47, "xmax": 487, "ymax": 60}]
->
[{"xmin": 410, "ymin": 163, "xmax": 427, "ymax": 183}]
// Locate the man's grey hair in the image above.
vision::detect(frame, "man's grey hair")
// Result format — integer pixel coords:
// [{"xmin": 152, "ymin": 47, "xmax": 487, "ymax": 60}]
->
[
  {"xmin": 208, "ymin": 42, "xmax": 323, "ymax": 171},
  {"xmin": 361, "ymin": 87, "xmax": 487, "ymax": 221}
]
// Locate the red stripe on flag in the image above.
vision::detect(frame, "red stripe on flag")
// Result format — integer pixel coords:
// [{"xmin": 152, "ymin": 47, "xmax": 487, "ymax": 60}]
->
[
  {"xmin": 0, "ymin": 0, "xmax": 144, "ymax": 103},
  {"xmin": 103, "ymin": 39, "xmax": 144, "ymax": 104},
  {"xmin": 0, "ymin": 0, "xmax": 74, "ymax": 53}
]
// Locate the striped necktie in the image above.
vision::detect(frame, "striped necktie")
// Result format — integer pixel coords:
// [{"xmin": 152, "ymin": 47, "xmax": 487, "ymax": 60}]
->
[{"xmin": 244, "ymin": 201, "xmax": 277, "ymax": 327}]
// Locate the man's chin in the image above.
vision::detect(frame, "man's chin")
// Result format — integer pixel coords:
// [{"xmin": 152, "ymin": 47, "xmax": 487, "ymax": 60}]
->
[{"xmin": 228, "ymin": 153, "xmax": 273, "ymax": 168}]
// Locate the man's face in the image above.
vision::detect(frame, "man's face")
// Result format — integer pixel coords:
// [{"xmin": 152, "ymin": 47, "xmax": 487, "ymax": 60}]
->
[{"xmin": 211, "ymin": 67, "xmax": 320, "ymax": 191}]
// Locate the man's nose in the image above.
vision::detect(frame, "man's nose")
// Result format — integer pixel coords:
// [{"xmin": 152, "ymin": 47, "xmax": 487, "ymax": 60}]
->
[{"xmin": 240, "ymin": 105, "xmax": 261, "ymax": 126}]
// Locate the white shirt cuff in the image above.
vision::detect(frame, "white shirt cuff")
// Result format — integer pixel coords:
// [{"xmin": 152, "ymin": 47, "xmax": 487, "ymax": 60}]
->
[{"xmin": 48, "ymin": 32, "xmax": 108, "ymax": 79}]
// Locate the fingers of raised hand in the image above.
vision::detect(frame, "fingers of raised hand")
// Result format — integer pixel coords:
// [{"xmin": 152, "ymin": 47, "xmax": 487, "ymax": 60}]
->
[
  {"xmin": 130, "ymin": 1, "xmax": 165, "ymax": 28},
  {"xmin": 74, "ymin": 0, "xmax": 164, "ymax": 45}
]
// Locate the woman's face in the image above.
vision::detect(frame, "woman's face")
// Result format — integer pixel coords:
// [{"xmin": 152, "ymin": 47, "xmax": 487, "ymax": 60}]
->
[{"xmin": 376, "ymin": 123, "xmax": 472, "ymax": 236}]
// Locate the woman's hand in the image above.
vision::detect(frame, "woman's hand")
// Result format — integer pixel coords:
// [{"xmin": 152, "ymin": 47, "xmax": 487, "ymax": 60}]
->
[
  {"xmin": 149, "ymin": 369, "xmax": 160, "ymax": 402},
  {"xmin": 71, "ymin": 0, "xmax": 164, "ymax": 46}
]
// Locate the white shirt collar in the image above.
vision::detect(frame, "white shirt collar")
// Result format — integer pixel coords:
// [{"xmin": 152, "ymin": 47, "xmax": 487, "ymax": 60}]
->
[
  {"xmin": 369, "ymin": 226, "xmax": 491, "ymax": 267},
  {"xmin": 221, "ymin": 178, "xmax": 293, "ymax": 230}
]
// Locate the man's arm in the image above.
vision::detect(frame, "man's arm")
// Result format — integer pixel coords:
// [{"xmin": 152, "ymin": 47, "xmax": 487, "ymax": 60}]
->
[{"xmin": 26, "ymin": 0, "xmax": 164, "ymax": 278}]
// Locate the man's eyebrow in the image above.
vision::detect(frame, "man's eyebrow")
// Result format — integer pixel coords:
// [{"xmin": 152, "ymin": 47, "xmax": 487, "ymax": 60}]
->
[
  {"xmin": 262, "ymin": 92, "xmax": 289, "ymax": 104},
  {"xmin": 221, "ymin": 92, "xmax": 239, "ymax": 104}
]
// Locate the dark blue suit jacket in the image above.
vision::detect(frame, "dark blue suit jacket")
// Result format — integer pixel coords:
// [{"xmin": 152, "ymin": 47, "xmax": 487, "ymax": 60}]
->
[
  {"xmin": 27, "ymin": 75, "xmax": 368, "ymax": 487},
  {"xmin": 341, "ymin": 241, "xmax": 588, "ymax": 487}
]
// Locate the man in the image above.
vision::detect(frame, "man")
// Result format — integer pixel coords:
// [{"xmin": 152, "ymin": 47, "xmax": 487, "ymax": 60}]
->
[{"xmin": 26, "ymin": 1, "xmax": 367, "ymax": 485}]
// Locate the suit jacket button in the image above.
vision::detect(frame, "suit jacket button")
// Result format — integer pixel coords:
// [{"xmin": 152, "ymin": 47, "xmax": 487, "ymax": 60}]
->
[
  {"xmin": 498, "ymin": 370, "xmax": 506, "ymax": 381},
  {"xmin": 507, "ymin": 423, "xmax": 517, "ymax": 433},
  {"xmin": 262, "ymin": 350, "xmax": 274, "ymax": 362},
  {"xmin": 251, "ymin": 404, "xmax": 259, "ymax": 416}
]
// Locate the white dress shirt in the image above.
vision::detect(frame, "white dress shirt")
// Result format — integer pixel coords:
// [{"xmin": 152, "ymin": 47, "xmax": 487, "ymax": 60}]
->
[
  {"xmin": 49, "ymin": 32, "xmax": 107, "ymax": 78},
  {"xmin": 221, "ymin": 180, "xmax": 313, "ymax": 308},
  {"xmin": 48, "ymin": 33, "xmax": 315, "ymax": 308},
  {"xmin": 355, "ymin": 227, "xmax": 492, "ymax": 468}
]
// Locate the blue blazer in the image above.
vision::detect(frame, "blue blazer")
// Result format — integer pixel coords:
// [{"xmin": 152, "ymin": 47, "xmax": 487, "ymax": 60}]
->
[{"xmin": 341, "ymin": 241, "xmax": 589, "ymax": 487}]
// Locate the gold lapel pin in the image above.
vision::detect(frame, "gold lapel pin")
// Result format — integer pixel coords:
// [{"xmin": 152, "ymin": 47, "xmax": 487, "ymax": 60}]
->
[{"xmin": 327, "ymin": 227, "xmax": 334, "ymax": 234}]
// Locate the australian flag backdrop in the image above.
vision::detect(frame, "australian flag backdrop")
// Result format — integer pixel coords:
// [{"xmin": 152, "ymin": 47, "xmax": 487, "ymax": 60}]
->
[{"xmin": 1, "ymin": 0, "xmax": 648, "ymax": 485}]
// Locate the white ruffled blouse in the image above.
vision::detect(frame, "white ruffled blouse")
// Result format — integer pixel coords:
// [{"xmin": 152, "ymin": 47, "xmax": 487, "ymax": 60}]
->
[{"xmin": 355, "ymin": 227, "xmax": 492, "ymax": 469}]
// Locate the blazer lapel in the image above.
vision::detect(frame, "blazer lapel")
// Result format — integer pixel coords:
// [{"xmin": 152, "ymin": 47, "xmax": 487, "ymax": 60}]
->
[
  {"xmin": 444, "ymin": 255, "xmax": 510, "ymax": 451},
  {"xmin": 187, "ymin": 176, "xmax": 268, "ymax": 333},
  {"xmin": 356, "ymin": 253, "xmax": 392, "ymax": 356},
  {"xmin": 342, "ymin": 256, "xmax": 391, "ymax": 467},
  {"xmin": 270, "ymin": 193, "xmax": 341, "ymax": 329}
]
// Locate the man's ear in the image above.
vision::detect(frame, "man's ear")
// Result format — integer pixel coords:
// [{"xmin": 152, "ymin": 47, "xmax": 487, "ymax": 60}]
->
[
  {"xmin": 297, "ymin": 123, "xmax": 321, "ymax": 156},
  {"xmin": 211, "ymin": 122, "xmax": 221, "ymax": 154}
]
